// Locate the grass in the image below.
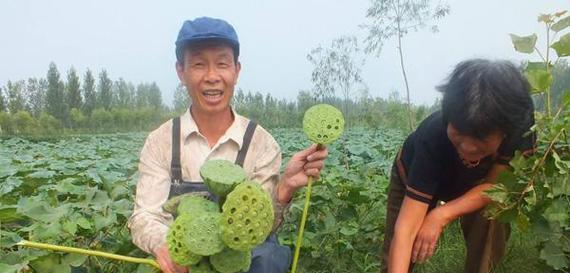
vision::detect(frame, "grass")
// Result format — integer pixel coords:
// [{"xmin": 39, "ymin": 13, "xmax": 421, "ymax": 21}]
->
[{"xmin": 413, "ymin": 221, "xmax": 550, "ymax": 273}]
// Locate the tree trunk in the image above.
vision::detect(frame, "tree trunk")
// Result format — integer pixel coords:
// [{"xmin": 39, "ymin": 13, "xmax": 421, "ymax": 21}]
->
[{"xmin": 397, "ymin": 21, "xmax": 415, "ymax": 132}]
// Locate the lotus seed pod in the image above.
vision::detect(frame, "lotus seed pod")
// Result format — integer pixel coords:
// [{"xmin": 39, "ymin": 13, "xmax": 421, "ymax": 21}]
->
[
  {"xmin": 200, "ymin": 159, "xmax": 247, "ymax": 197},
  {"xmin": 220, "ymin": 181, "xmax": 274, "ymax": 251},
  {"xmin": 191, "ymin": 259, "xmax": 217, "ymax": 273},
  {"xmin": 177, "ymin": 195, "xmax": 220, "ymax": 217},
  {"xmin": 186, "ymin": 212, "xmax": 225, "ymax": 256},
  {"xmin": 302, "ymin": 104, "xmax": 345, "ymax": 145},
  {"xmin": 210, "ymin": 248, "xmax": 252, "ymax": 273},
  {"xmin": 167, "ymin": 214, "xmax": 202, "ymax": 266}
]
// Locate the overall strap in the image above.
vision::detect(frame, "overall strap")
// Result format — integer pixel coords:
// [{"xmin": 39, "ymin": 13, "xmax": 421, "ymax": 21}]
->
[
  {"xmin": 171, "ymin": 117, "xmax": 182, "ymax": 184},
  {"xmin": 235, "ymin": 121, "xmax": 257, "ymax": 167}
]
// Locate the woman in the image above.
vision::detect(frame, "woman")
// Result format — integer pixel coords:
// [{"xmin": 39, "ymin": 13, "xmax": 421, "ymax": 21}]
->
[{"xmin": 381, "ymin": 59, "xmax": 535, "ymax": 273}]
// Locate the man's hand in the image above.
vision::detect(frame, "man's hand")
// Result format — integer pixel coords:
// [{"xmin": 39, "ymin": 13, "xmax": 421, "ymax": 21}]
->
[
  {"xmin": 154, "ymin": 244, "xmax": 188, "ymax": 273},
  {"xmin": 277, "ymin": 144, "xmax": 328, "ymax": 203},
  {"xmin": 411, "ymin": 207, "xmax": 450, "ymax": 263}
]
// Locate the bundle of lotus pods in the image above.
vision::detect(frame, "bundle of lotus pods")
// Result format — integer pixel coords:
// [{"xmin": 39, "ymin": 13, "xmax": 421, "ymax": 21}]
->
[
  {"xmin": 291, "ymin": 104, "xmax": 345, "ymax": 273},
  {"xmin": 163, "ymin": 159, "xmax": 274, "ymax": 273}
]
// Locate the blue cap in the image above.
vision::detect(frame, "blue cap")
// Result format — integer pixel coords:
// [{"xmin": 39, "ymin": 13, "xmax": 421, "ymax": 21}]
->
[{"xmin": 175, "ymin": 17, "xmax": 240, "ymax": 62}]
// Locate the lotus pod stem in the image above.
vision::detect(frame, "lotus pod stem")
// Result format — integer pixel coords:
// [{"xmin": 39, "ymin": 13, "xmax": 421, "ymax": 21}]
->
[{"xmin": 17, "ymin": 240, "xmax": 160, "ymax": 269}]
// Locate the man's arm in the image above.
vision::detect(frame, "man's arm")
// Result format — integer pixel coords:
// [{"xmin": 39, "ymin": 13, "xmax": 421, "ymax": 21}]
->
[
  {"xmin": 412, "ymin": 163, "xmax": 509, "ymax": 263},
  {"xmin": 127, "ymin": 132, "xmax": 173, "ymax": 255}
]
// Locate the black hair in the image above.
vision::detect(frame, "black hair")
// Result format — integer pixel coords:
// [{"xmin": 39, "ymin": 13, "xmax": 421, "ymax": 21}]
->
[
  {"xmin": 438, "ymin": 59, "xmax": 534, "ymax": 140},
  {"xmin": 176, "ymin": 39, "xmax": 239, "ymax": 66}
]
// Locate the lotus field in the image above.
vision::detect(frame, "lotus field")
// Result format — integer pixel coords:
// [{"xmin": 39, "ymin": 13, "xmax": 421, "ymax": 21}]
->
[{"xmin": 0, "ymin": 128, "xmax": 553, "ymax": 273}]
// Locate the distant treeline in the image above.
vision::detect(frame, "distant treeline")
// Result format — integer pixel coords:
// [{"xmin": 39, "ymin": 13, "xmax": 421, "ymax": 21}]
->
[{"xmin": 1, "ymin": 60, "xmax": 568, "ymax": 136}]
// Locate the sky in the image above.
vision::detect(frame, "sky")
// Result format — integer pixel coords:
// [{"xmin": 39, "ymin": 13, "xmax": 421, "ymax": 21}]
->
[{"xmin": 0, "ymin": 0, "xmax": 568, "ymax": 107}]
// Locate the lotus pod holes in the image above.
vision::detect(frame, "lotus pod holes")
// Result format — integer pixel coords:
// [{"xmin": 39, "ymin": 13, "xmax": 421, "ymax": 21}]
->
[
  {"xmin": 166, "ymin": 214, "xmax": 202, "ymax": 266},
  {"xmin": 302, "ymin": 104, "xmax": 345, "ymax": 145},
  {"xmin": 200, "ymin": 159, "xmax": 247, "ymax": 197},
  {"xmin": 177, "ymin": 195, "xmax": 220, "ymax": 216},
  {"xmin": 220, "ymin": 181, "xmax": 274, "ymax": 251},
  {"xmin": 186, "ymin": 212, "xmax": 225, "ymax": 256},
  {"xmin": 210, "ymin": 248, "xmax": 252, "ymax": 273}
]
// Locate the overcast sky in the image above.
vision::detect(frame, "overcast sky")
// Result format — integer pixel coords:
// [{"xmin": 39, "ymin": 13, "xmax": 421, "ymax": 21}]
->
[{"xmin": 1, "ymin": 0, "xmax": 568, "ymax": 106}]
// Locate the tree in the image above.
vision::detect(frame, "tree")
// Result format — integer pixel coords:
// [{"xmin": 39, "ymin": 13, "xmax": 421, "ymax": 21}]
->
[
  {"xmin": 26, "ymin": 78, "xmax": 46, "ymax": 117},
  {"xmin": 363, "ymin": 0, "xmax": 449, "ymax": 131},
  {"xmin": 45, "ymin": 62, "xmax": 67, "ymax": 122},
  {"xmin": 307, "ymin": 36, "xmax": 364, "ymax": 124},
  {"xmin": 113, "ymin": 78, "xmax": 133, "ymax": 108},
  {"xmin": 6, "ymin": 80, "xmax": 26, "ymax": 114},
  {"xmin": 97, "ymin": 69, "xmax": 113, "ymax": 110},
  {"xmin": 83, "ymin": 69, "xmax": 96, "ymax": 115},
  {"xmin": 173, "ymin": 83, "xmax": 189, "ymax": 113},
  {"xmin": 148, "ymin": 82, "xmax": 163, "ymax": 109},
  {"xmin": 66, "ymin": 67, "xmax": 82, "ymax": 111},
  {"xmin": 0, "ymin": 87, "xmax": 6, "ymax": 112}
]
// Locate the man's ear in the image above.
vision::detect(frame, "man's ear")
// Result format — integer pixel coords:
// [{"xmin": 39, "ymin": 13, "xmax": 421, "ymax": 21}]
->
[{"xmin": 234, "ymin": 61, "xmax": 241, "ymax": 83}]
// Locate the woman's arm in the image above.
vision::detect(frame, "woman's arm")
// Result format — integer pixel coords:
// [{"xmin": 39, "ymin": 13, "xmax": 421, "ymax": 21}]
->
[
  {"xmin": 411, "ymin": 163, "xmax": 509, "ymax": 263},
  {"xmin": 389, "ymin": 196, "xmax": 430, "ymax": 273}
]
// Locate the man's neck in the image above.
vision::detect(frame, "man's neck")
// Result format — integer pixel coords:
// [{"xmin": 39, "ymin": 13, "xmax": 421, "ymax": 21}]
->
[{"xmin": 191, "ymin": 107, "xmax": 234, "ymax": 148}]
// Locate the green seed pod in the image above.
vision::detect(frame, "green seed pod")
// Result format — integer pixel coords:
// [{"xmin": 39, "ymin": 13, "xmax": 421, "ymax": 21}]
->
[
  {"xmin": 302, "ymin": 104, "xmax": 345, "ymax": 145},
  {"xmin": 210, "ymin": 248, "xmax": 252, "ymax": 273},
  {"xmin": 190, "ymin": 258, "xmax": 217, "ymax": 273},
  {"xmin": 200, "ymin": 159, "xmax": 247, "ymax": 197},
  {"xmin": 167, "ymin": 214, "xmax": 202, "ymax": 266},
  {"xmin": 186, "ymin": 212, "xmax": 225, "ymax": 256},
  {"xmin": 220, "ymin": 181, "xmax": 274, "ymax": 251},
  {"xmin": 177, "ymin": 195, "xmax": 219, "ymax": 216}
]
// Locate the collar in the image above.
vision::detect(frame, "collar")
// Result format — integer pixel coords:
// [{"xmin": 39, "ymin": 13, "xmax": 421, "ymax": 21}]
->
[{"xmin": 180, "ymin": 107, "xmax": 247, "ymax": 149}]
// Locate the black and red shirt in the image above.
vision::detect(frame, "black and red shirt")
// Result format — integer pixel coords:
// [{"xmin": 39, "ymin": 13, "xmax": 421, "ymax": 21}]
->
[{"xmin": 397, "ymin": 111, "xmax": 535, "ymax": 205}]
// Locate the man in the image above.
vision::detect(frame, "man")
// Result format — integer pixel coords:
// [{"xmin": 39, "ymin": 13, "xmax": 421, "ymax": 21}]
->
[{"xmin": 128, "ymin": 17, "xmax": 327, "ymax": 273}]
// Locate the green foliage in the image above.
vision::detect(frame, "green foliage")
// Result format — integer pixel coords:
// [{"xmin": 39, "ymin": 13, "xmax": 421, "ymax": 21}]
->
[
  {"xmin": 487, "ymin": 10, "xmax": 570, "ymax": 271},
  {"xmin": 0, "ymin": 134, "xmax": 149, "ymax": 273},
  {"xmin": 82, "ymin": 69, "xmax": 96, "ymax": 116},
  {"xmin": 66, "ymin": 67, "xmax": 82, "ymax": 112},
  {"xmin": 98, "ymin": 70, "xmax": 113, "ymax": 110},
  {"xmin": 45, "ymin": 62, "xmax": 67, "ymax": 123}
]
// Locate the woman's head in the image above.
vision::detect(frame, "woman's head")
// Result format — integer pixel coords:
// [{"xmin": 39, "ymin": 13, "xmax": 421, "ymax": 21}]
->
[{"xmin": 438, "ymin": 59, "xmax": 534, "ymax": 162}]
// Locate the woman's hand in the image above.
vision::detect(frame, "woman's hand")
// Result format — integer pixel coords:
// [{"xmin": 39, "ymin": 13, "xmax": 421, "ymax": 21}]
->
[{"xmin": 412, "ymin": 207, "xmax": 450, "ymax": 263}]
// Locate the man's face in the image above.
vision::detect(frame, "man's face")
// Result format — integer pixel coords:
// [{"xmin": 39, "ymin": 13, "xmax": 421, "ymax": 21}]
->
[{"xmin": 176, "ymin": 44, "xmax": 240, "ymax": 116}]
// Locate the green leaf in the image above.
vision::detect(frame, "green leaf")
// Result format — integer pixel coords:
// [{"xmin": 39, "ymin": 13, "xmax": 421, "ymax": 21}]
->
[
  {"xmin": 0, "ymin": 206, "xmax": 24, "ymax": 223},
  {"xmin": 525, "ymin": 61, "xmax": 553, "ymax": 71},
  {"xmin": 27, "ymin": 170, "xmax": 57, "ymax": 179},
  {"xmin": 63, "ymin": 221, "xmax": 77, "ymax": 236},
  {"xmin": 552, "ymin": 15, "xmax": 570, "ymax": 32},
  {"xmin": 524, "ymin": 69, "xmax": 553, "ymax": 93},
  {"xmin": 510, "ymin": 33, "xmax": 537, "ymax": 54},
  {"xmin": 564, "ymin": 91, "xmax": 570, "ymax": 106},
  {"xmin": 484, "ymin": 183, "xmax": 509, "ymax": 204},
  {"xmin": 76, "ymin": 217, "xmax": 92, "ymax": 229},
  {"xmin": 551, "ymin": 175, "xmax": 570, "ymax": 197},
  {"xmin": 339, "ymin": 225, "xmax": 358, "ymax": 236},
  {"xmin": 62, "ymin": 253, "xmax": 87, "ymax": 267},
  {"xmin": 0, "ymin": 165, "xmax": 18, "ymax": 179},
  {"xmin": 0, "ymin": 263, "xmax": 25, "ymax": 273},
  {"xmin": 551, "ymin": 33, "xmax": 570, "ymax": 57},
  {"xmin": 540, "ymin": 241, "xmax": 569, "ymax": 270},
  {"xmin": 16, "ymin": 198, "xmax": 70, "ymax": 223},
  {"xmin": 515, "ymin": 213, "xmax": 530, "ymax": 232},
  {"xmin": 30, "ymin": 254, "xmax": 71, "ymax": 273},
  {"xmin": 544, "ymin": 198, "xmax": 569, "ymax": 228},
  {"xmin": 0, "ymin": 177, "xmax": 23, "ymax": 195}
]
